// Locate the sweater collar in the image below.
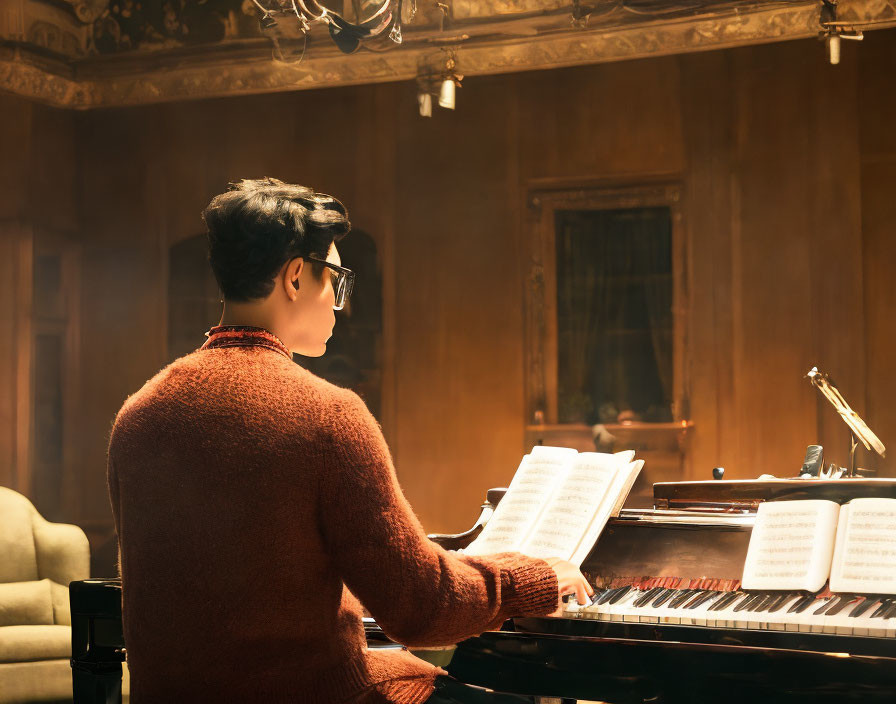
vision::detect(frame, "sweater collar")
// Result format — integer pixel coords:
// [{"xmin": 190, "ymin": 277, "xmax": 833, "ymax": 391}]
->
[{"xmin": 201, "ymin": 325, "xmax": 292, "ymax": 359}]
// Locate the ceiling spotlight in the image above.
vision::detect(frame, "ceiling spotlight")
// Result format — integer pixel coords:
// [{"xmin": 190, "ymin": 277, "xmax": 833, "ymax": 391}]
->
[
  {"xmin": 418, "ymin": 92, "xmax": 432, "ymax": 117},
  {"xmin": 827, "ymin": 33, "xmax": 841, "ymax": 65},
  {"xmin": 819, "ymin": 0, "xmax": 863, "ymax": 66},
  {"xmin": 438, "ymin": 79, "xmax": 455, "ymax": 110},
  {"xmin": 438, "ymin": 49, "xmax": 463, "ymax": 110}
]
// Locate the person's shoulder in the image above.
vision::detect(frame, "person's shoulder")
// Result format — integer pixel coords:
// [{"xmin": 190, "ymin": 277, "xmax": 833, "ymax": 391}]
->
[
  {"xmin": 293, "ymin": 367, "xmax": 372, "ymax": 420},
  {"xmin": 111, "ymin": 352, "xmax": 200, "ymax": 428}
]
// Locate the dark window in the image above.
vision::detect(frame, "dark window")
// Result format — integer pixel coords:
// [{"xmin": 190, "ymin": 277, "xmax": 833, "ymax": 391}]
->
[{"xmin": 555, "ymin": 207, "xmax": 673, "ymax": 424}]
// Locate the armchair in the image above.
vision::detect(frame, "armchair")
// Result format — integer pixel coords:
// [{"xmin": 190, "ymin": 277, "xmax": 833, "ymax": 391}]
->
[{"xmin": 0, "ymin": 487, "xmax": 88, "ymax": 703}]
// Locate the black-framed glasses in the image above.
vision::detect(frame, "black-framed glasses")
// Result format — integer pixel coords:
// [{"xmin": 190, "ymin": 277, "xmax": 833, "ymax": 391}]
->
[{"xmin": 307, "ymin": 256, "xmax": 355, "ymax": 311}]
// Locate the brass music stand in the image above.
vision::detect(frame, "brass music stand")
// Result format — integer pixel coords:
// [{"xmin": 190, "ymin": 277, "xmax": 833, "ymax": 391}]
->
[{"xmin": 806, "ymin": 366, "xmax": 886, "ymax": 477}]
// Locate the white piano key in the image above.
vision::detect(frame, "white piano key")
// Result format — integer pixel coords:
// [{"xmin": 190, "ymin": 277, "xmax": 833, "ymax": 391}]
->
[{"xmin": 566, "ymin": 581, "xmax": 896, "ymax": 642}]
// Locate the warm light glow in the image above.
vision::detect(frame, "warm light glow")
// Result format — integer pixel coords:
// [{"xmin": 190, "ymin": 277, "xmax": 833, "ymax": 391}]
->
[
  {"xmin": 418, "ymin": 92, "xmax": 432, "ymax": 117},
  {"xmin": 439, "ymin": 79, "xmax": 456, "ymax": 109},
  {"xmin": 827, "ymin": 34, "xmax": 841, "ymax": 65}
]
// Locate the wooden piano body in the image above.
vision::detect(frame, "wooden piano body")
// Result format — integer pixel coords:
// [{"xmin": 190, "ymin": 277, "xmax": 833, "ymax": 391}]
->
[
  {"xmin": 439, "ymin": 478, "xmax": 896, "ymax": 703},
  {"xmin": 70, "ymin": 479, "xmax": 896, "ymax": 703}
]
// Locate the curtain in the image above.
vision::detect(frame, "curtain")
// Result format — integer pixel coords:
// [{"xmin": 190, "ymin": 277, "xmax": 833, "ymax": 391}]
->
[
  {"xmin": 555, "ymin": 207, "xmax": 672, "ymax": 424},
  {"xmin": 556, "ymin": 212, "xmax": 610, "ymax": 422}
]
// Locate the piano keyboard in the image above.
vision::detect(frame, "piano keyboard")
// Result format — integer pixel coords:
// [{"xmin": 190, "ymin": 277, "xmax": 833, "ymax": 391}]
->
[{"xmin": 565, "ymin": 577, "xmax": 896, "ymax": 638}]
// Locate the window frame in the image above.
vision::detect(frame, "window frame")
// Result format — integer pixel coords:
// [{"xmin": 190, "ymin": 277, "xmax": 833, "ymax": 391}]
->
[{"xmin": 524, "ymin": 179, "xmax": 689, "ymax": 435}]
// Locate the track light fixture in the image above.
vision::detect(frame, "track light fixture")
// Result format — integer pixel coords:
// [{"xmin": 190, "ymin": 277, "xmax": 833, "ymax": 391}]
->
[
  {"xmin": 415, "ymin": 48, "xmax": 463, "ymax": 117},
  {"xmin": 438, "ymin": 51, "xmax": 462, "ymax": 109},
  {"xmin": 819, "ymin": 0, "xmax": 863, "ymax": 66}
]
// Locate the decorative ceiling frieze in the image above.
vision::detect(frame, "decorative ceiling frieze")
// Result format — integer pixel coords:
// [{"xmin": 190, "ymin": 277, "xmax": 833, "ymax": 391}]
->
[{"xmin": 1, "ymin": 0, "xmax": 894, "ymax": 109}]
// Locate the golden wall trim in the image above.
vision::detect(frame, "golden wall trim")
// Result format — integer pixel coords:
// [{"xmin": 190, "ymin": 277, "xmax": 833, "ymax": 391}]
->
[{"xmin": 2, "ymin": 0, "xmax": 895, "ymax": 109}]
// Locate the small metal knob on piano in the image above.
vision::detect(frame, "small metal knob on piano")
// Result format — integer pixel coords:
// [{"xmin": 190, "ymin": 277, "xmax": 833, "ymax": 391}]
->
[{"xmin": 712, "ymin": 467, "xmax": 725, "ymax": 480}]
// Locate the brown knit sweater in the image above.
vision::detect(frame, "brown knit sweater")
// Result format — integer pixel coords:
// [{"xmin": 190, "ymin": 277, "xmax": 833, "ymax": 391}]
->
[{"xmin": 107, "ymin": 326, "xmax": 559, "ymax": 703}]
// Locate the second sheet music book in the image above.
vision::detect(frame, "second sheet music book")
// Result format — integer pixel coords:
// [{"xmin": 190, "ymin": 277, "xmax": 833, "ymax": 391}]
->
[
  {"xmin": 462, "ymin": 445, "xmax": 644, "ymax": 566},
  {"xmin": 742, "ymin": 497, "xmax": 896, "ymax": 594}
]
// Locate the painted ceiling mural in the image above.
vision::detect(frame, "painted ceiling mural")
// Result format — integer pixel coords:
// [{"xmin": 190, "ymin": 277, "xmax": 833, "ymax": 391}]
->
[
  {"xmin": 3, "ymin": 0, "xmax": 895, "ymax": 107},
  {"xmin": 89, "ymin": 0, "xmax": 258, "ymax": 54}
]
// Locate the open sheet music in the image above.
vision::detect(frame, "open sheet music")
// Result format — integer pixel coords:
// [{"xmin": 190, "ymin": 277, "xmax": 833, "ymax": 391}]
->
[
  {"xmin": 742, "ymin": 497, "xmax": 896, "ymax": 594},
  {"xmin": 830, "ymin": 498, "xmax": 896, "ymax": 594},
  {"xmin": 463, "ymin": 446, "xmax": 643, "ymax": 566}
]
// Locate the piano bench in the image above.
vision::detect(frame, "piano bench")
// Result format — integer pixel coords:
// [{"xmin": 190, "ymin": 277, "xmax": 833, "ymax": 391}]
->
[{"xmin": 70, "ymin": 579, "xmax": 126, "ymax": 704}]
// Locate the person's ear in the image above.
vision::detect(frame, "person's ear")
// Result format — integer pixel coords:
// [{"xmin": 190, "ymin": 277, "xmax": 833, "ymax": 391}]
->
[{"xmin": 282, "ymin": 257, "xmax": 304, "ymax": 301}]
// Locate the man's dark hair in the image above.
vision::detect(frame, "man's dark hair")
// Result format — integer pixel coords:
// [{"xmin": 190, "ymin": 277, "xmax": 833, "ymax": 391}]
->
[{"xmin": 202, "ymin": 178, "xmax": 351, "ymax": 301}]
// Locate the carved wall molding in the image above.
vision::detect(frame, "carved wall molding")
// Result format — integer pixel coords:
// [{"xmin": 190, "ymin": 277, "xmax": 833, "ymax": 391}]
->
[
  {"xmin": 1, "ymin": 0, "xmax": 895, "ymax": 109},
  {"xmin": 0, "ymin": 53, "xmax": 92, "ymax": 107}
]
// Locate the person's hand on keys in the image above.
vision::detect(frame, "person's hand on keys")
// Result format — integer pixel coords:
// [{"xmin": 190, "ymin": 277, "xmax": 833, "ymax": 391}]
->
[{"xmin": 543, "ymin": 557, "xmax": 593, "ymax": 616}]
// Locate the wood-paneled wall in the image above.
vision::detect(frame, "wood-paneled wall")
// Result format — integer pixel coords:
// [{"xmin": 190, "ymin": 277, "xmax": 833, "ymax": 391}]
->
[
  {"xmin": 0, "ymin": 95, "xmax": 78, "ymax": 498},
  {"xmin": 1, "ymin": 30, "xmax": 894, "ymax": 547}
]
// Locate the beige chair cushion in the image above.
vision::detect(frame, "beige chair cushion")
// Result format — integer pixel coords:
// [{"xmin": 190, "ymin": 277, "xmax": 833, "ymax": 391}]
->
[
  {"xmin": 49, "ymin": 581, "xmax": 70, "ymax": 627},
  {"xmin": 0, "ymin": 659, "xmax": 73, "ymax": 704},
  {"xmin": 0, "ymin": 581, "xmax": 53, "ymax": 627},
  {"xmin": 0, "ymin": 625, "xmax": 70, "ymax": 664}
]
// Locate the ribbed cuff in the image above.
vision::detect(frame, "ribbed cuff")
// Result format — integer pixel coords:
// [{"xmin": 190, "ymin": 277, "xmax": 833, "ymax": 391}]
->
[{"xmin": 501, "ymin": 558, "xmax": 559, "ymax": 616}]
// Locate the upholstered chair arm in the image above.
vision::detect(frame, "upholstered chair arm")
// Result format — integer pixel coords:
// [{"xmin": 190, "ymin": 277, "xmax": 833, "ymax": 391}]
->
[{"xmin": 32, "ymin": 516, "xmax": 90, "ymax": 587}]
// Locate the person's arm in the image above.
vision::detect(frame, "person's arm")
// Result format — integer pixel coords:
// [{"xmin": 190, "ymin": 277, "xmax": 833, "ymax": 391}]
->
[{"xmin": 317, "ymin": 392, "xmax": 561, "ymax": 648}]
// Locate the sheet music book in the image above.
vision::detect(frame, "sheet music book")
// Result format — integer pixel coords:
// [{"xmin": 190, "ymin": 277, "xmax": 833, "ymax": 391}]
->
[
  {"xmin": 829, "ymin": 498, "xmax": 896, "ymax": 594},
  {"xmin": 742, "ymin": 497, "xmax": 896, "ymax": 594},
  {"xmin": 463, "ymin": 446, "xmax": 643, "ymax": 566}
]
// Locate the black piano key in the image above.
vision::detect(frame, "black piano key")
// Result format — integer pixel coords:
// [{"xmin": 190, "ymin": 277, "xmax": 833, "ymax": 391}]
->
[
  {"xmin": 596, "ymin": 587, "xmax": 623, "ymax": 606},
  {"xmin": 705, "ymin": 593, "xmax": 729, "ymax": 612},
  {"xmin": 813, "ymin": 597, "xmax": 837, "ymax": 616},
  {"xmin": 742, "ymin": 592, "xmax": 762, "ymax": 612},
  {"xmin": 681, "ymin": 591, "xmax": 708, "ymax": 609},
  {"xmin": 607, "ymin": 585, "xmax": 633, "ymax": 605},
  {"xmin": 882, "ymin": 601, "xmax": 896, "ymax": 620},
  {"xmin": 870, "ymin": 599, "xmax": 892, "ymax": 618},
  {"xmin": 766, "ymin": 593, "xmax": 796, "ymax": 613},
  {"xmin": 791, "ymin": 595, "xmax": 819, "ymax": 614},
  {"xmin": 709, "ymin": 591, "xmax": 742, "ymax": 612},
  {"xmin": 686, "ymin": 591, "xmax": 720, "ymax": 610},
  {"xmin": 848, "ymin": 597, "xmax": 875, "ymax": 618},
  {"xmin": 651, "ymin": 589, "xmax": 677, "ymax": 608},
  {"xmin": 758, "ymin": 592, "xmax": 785, "ymax": 612},
  {"xmin": 813, "ymin": 596, "xmax": 840, "ymax": 616},
  {"xmin": 751, "ymin": 593, "xmax": 777, "ymax": 612},
  {"xmin": 632, "ymin": 587, "xmax": 663, "ymax": 609},
  {"xmin": 786, "ymin": 595, "xmax": 809, "ymax": 613},
  {"xmin": 682, "ymin": 589, "xmax": 708, "ymax": 608},
  {"xmin": 734, "ymin": 593, "xmax": 763, "ymax": 612},
  {"xmin": 669, "ymin": 589, "xmax": 698, "ymax": 609},
  {"xmin": 824, "ymin": 595, "xmax": 855, "ymax": 616}
]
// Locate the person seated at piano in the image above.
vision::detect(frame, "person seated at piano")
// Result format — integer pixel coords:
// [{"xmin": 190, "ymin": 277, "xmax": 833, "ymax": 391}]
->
[{"xmin": 107, "ymin": 178, "xmax": 592, "ymax": 704}]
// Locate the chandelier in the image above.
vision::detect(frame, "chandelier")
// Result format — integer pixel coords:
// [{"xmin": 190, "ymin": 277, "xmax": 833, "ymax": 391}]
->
[{"xmin": 251, "ymin": 0, "xmax": 404, "ymax": 55}]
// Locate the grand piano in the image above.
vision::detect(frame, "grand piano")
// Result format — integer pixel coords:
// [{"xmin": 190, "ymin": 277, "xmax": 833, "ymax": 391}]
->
[
  {"xmin": 428, "ymin": 476, "xmax": 896, "ymax": 703},
  {"xmin": 71, "ymin": 473, "xmax": 896, "ymax": 703}
]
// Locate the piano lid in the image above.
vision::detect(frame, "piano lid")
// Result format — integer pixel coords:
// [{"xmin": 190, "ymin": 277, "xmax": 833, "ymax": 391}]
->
[{"xmin": 653, "ymin": 477, "xmax": 896, "ymax": 511}]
